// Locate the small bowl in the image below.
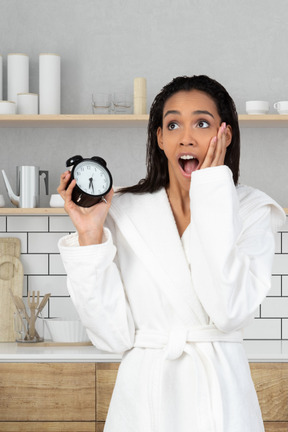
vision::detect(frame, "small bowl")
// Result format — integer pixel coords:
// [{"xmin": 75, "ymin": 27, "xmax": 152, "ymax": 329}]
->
[
  {"xmin": 246, "ymin": 100, "xmax": 269, "ymax": 115},
  {"xmin": 44, "ymin": 318, "xmax": 90, "ymax": 343},
  {"xmin": 49, "ymin": 194, "xmax": 64, "ymax": 207}
]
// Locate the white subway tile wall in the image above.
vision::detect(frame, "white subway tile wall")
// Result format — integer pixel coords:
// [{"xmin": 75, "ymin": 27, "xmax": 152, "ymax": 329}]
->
[{"xmin": 0, "ymin": 214, "xmax": 288, "ymax": 339}]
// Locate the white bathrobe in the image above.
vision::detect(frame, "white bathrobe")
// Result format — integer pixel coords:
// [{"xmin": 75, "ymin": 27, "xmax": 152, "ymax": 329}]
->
[{"xmin": 58, "ymin": 165, "xmax": 285, "ymax": 432}]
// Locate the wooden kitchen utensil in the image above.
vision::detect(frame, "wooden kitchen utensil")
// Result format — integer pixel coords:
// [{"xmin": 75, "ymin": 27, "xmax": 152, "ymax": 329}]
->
[
  {"xmin": 36, "ymin": 293, "xmax": 51, "ymax": 317},
  {"xmin": 13, "ymin": 294, "xmax": 41, "ymax": 341},
  {"xmin": 27, "ymin": 291, "xmax": 40, "ymax": 339},
  {"xmin": 9, "ymin": 288, "xmax": 26, "ymax": 331},
  {"xmin": 13, "ymin": 295, "xmax": 30, "ymax": 321},
  {"xmin": 0, "ymin": 254, "xmax": 23, "ymax": 341},
  {"xmin": 25, "ymin": 292, "xmax": 50, "ymax": 341}
]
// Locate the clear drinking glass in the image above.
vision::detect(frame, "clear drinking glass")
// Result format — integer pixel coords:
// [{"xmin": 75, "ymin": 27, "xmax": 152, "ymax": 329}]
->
[
  {"xmin": 91, "ymin": 92, "xmax": 112, "ymax": 114},
  {"xmin": 112, "ymin": 92, "xmax": 132, "ymax": 114}
]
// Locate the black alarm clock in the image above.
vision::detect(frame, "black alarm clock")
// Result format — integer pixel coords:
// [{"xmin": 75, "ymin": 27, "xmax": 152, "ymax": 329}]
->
[{"xmin": 65, "ymin": 155, "xmax": 113, "ymax": 207}]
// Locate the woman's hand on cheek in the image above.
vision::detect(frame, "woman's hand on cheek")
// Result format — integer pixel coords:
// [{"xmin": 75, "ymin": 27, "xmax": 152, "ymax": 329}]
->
[{"xmin": 200, "ymin": 122, "xmax": 228, "ymax": 170}]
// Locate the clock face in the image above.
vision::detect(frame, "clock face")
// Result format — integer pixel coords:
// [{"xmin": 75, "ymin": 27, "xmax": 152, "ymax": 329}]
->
[{"xmin": 74, "ymin": 160, "xmax": 110, "ymax": 196}]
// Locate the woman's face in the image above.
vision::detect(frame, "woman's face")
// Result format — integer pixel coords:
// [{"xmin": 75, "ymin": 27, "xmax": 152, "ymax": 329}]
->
[{"xmin": 157, "ymin": 89, "xmax": 228, "ymax": 193}]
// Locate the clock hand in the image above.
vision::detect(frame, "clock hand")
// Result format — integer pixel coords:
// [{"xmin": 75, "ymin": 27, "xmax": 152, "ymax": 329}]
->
[{"xmin": 89, "ymin": 177, "xmax": 94, "ymax": 194}]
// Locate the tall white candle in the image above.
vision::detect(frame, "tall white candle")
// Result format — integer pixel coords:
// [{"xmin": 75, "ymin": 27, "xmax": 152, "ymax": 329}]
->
[
  {"xmin": 0, "ymin": 55, "xmax": 2, "ymax": 100},
  {"xmin": 7, "ymin": 54, "xmax": 29, "ymax": 108},
  {"xmin": 39, "ymin": 53, "xmax": 61, "ymax": 114}
]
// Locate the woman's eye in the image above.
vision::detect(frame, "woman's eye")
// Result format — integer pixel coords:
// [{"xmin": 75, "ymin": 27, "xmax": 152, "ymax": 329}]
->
[
  {"xmin": 197, "ymin": 120, "xmax": 209, "ymax": 129},
  {"xmin": 168, "ymin": 122, "xmax": 179, "ymax": 130}
]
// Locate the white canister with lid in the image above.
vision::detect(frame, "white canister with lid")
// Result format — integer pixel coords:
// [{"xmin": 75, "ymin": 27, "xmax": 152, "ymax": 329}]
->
[
  {"xmin": 7, "ymin": 54, "xmax": 29, "ymax": 108},
  {"xmin": 0, "ymin": 101, "xmax": 16, "ymax": 114},
  {"xmin": 17, "ymin": 93, "xmax": 38, "ymax": 114},
  {"xmin": 39, "ymin": 53, "xmax": 61, "ymax": 114}
]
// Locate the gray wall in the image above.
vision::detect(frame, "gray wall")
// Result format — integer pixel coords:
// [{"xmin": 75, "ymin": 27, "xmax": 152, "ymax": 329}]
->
[{"xmin": 1, "ymin": 0, "xmax": 288, "ymax": 206}]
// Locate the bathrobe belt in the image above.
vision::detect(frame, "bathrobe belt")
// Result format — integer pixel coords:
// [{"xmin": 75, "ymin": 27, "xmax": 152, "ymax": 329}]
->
[
  {"xmin": 134, "ymin": 324, "xmax": 243, "ymax": 360},
  {"xmin": 133, "ymin": 325, "xmax": 243, "ymax": 432}
]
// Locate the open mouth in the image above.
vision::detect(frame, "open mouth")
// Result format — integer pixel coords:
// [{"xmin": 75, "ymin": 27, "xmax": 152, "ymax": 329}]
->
[{"xmin": 178, "ymin": 155, "xmax": 199, "ymax": 176}]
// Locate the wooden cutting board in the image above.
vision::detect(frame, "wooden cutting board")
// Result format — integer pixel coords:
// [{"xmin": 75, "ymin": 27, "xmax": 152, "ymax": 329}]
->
[
  {"xmin": 0, "ymin": 238, "xmax": 21, "ymax": 280},
  {"xmin": 0, "ymin": 254, "xmax": 23, "ymax": 342}
]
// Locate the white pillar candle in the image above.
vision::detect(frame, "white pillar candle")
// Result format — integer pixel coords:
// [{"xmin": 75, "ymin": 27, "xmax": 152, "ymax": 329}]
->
[
  {"xmin": 39, "ymin": 53, "xmax": 61, "ymax": 114},
  {"xmin": 7, "ymin": 54, "xmax": 29, "ymax": 108},
  {"xmin": 0, "ymin": 55, "xmax": 2, "ymax": 100},
  {"xmin": 133, "ymin": 77, "xmax": 147, "ymax": 114},
  {"xmin": 17, "ymin": 93, "xmax": 38, "ymax": 114}
]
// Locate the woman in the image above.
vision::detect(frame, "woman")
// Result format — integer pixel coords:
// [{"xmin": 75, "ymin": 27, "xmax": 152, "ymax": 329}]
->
[{"xmin": 58, "ymin": 75, "xmax": 285, "ymax": 431}]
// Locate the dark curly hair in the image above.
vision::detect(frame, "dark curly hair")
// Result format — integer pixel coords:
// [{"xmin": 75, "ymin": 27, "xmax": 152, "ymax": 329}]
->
[{"xmin": 120, "ymin": 75, "xmax": 240, "ymax": 193}]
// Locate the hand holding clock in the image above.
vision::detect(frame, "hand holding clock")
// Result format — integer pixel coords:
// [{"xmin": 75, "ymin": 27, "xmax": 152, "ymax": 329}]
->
[{"xmin": 58, "ymin": 170, "xmax": 114, "ymax": 246}]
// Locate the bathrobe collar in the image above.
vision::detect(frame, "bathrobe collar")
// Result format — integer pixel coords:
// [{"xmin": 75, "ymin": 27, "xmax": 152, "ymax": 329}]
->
[{"xmin": 110, "ymin": 188, "xmax": 208, "ymax": 327}]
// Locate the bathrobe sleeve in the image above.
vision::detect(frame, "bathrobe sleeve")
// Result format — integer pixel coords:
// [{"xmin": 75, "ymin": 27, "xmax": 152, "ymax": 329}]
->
[
  {"xmin": 58, "ymin": 227, "xmax": 135, "ymax": 353},
  {"xmin": 189, "ymin": 165, "xmax": 285, "ymax": 333}
]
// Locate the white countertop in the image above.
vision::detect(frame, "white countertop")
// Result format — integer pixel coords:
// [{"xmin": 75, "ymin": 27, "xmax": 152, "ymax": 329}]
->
[
  {"xmin": 0, "ymin": 343, "xmax": 122, "ymax": 363},
  {"xmin": 0, "ymin": 340, "xmax": 288, "ymax": 363}
]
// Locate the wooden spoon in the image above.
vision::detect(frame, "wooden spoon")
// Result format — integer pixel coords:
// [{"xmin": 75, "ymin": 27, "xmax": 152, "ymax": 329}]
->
[
  {"xmin": 36, "ymin": 293, "xmax": 51, "ymax": 318},
  {"xmin": 27, "ymin": 291, "xmax": 40, "ymax": 340}
]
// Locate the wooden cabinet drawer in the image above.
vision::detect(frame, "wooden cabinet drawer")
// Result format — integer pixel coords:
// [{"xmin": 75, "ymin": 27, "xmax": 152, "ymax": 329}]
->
[
  {"xmin": 250, "ymin": 363, "xmax": 288, "ymax": 422},
  {"xmin": 264, "ymin": 422, "xmax": 288, "ymax": 432},
  {"xmin": 0, "ymin": 422, "xmax": 96, "ymax": 431},
  {"xmin": 96, "ymin": 363, "xmax": 119, "ymax": 422},
  {"xmin": 0, "ymin": 363, "xmax": 96, "ymax": 422}
]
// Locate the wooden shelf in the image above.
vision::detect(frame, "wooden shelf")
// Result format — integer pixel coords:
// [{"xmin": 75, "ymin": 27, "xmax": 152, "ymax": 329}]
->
[
  {"xmin": 0, "ymin": 114, "xmax": 288, "ymax": 128},
  {"xmin": 239, "ymin": 114, "xmax": 288, "ymax": 128},
  {"xmin": 0, "ymin": 114, "xmax": 149, "ymax": 128},
  {"xmin": 0, "ymin": 208, "xmax": 66, "ymax": 215},
  {"xmin": 0, "ymin": 207, "xmax": 287, "ymax": 215}
]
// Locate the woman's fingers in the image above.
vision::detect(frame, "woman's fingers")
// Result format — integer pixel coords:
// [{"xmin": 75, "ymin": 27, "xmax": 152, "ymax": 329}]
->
[
  {"xmin": 104, "ymin": 188, "xmax": 114, "ymax": 206},
  {"xmin": 201, "ymin": 122, "xmax": 228, "ymax": 169},
  {"xmin": 57, "ymin": 171, "xmax": 71, "ymax": 198},
  {"xmin": 201, "ymin": 136, "xmax": 217, "ymax": 169},
  {"xmin": 212, "ymin": 122, "xmax": 227, "ymax": 166}
]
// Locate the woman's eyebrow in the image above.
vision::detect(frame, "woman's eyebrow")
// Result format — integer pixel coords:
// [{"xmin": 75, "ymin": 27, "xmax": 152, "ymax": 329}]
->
[
  {"xmin": 164, "ymin": 109, "xmax": 215, "ymax": 118},
  {"xmin": 192, "ymin": 110, "xmax": 214, "ymax": 118},
  {"xmin": 164, "ymin": 110, "xmax": 180, "ymax": 118}
]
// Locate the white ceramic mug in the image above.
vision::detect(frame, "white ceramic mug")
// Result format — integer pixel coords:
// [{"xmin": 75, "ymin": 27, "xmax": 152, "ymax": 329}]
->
[
  {"xmin": 0, "ymin": 101, "xmax": 16, "ymax": 114},
  {"xmin": 245, "ymin": 100, "xmax": 269, "ymax": 115},
  {"xmin": 273, "ymin": 101, "xmax": 288, "ymax": 114}
]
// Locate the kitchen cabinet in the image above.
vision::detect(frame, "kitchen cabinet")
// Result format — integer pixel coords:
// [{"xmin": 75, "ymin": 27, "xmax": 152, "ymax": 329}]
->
[
  {"xmin": 0, "ymin": 363, "xmax": 96, "ymax": 431},
  {"xmin": 96, "ymin": 363, "xmax": 119, "ymax": 422},
  {"xmin": 0, "ymin": 361, "xmax": 287, "ymax": 431},
  {"xmin": 250, "ymin": 363, "xmax": 288, "ymax": 431},
  {"xmin": 0, "ymin": 362, "xmax": 118, "ymax": 432}
]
